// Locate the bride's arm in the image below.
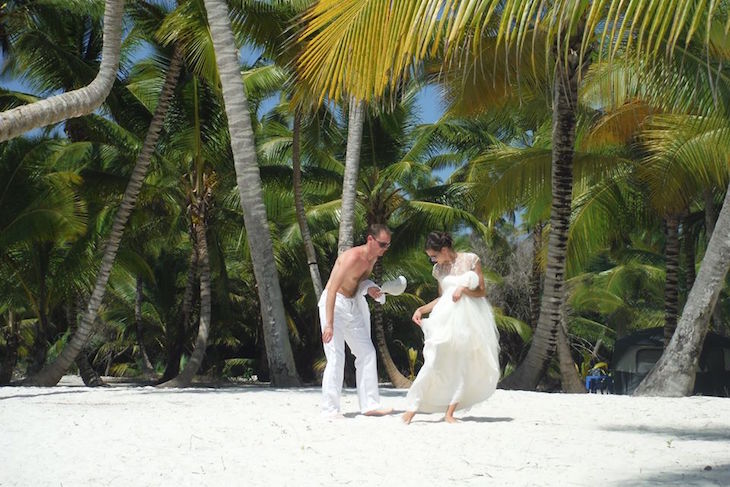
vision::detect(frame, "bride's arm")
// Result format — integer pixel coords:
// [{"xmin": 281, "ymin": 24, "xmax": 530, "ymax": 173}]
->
[
  {"xmin": 453, "ymin": 264, "xmax": 486, "ymax": 301},
  {"xmin": 411, "ymin": 284, "xmax": 442, "ymax": 325}
]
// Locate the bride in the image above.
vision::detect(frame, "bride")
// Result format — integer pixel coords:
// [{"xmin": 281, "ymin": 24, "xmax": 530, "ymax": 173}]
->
[{"xmin": 403, "ymin": 231, "xmax": 500, "ymax": 424}]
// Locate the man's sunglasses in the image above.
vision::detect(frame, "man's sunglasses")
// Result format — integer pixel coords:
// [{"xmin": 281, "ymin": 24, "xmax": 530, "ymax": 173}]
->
[{"xmin": 374, "ymin": 238, "xmax": 391, "ymax": 249}]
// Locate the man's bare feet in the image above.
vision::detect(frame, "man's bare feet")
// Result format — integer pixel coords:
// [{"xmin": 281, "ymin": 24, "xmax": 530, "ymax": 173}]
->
[
  {"xmin": 402, "ymin": 411, "xmax": 416, "ymax": 424},
  {"xmin": 444, "ymin": 415, "xmax": 459, "ymax": 424},
  {"xmin": 363, "ymin": 407, "xmax": 393, "ymax": 417}
]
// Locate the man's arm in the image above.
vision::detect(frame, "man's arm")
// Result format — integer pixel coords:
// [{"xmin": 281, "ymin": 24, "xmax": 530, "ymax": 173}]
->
[{"xmin": 322, "ymin": 252, "xmax": 352, "ymax": 343}]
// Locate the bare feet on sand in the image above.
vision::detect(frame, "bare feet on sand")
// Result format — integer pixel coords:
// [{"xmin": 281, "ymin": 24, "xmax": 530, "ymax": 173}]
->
[
  {"xmin": 444, "ymin": 415, "xmax": 460, "ymax": 424},
  {"xmin": 363, "ymin": 408, "xmax": 393, "ymax": 417},
  {"xmin": 402, "ymin": 411, "xmax": 416, "ymax": 425}
]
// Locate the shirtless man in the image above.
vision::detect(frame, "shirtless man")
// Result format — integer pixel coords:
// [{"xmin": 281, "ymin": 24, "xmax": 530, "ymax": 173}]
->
[{"xmin": 318, "ymin": 224, "xmax": 393, "ymax": 417}]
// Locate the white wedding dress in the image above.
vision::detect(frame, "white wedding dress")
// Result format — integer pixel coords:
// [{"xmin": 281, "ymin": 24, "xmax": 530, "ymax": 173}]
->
[{"xmin": 405, "ymin": 252, "xmax": 500, "ymax": 413}]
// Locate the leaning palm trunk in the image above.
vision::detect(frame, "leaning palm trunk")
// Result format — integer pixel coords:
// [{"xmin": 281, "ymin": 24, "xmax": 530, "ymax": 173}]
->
[
  {"xmin": 703, "ymin": 189, "xmax": 724, "ymax": 334},
  {"xmin": 663, "ymin": 215, "xmax": 680, "ymax": 346},
  {"xmin": 66, "ymin": 299, "xmax": 104, "ymax": 387},
  {"xmin": 74, "ymin": 352, "xmax": 104, "ymax": 387},
  {"xmin": 0, "ymin": 0, "xmax": 124, "ymax": 142},
  {"xmin": 635, "ymin": 185, "xmax": 730, "ymax": 396},
  {"xmin": 556, "ymin": 319, "xmax": 585, "ymax": 393},
  {"xmin": 337, "ymin": 97, "xmax": 365, "ymax": 255},
  {"xmin": 500, "ymin": 48, "xmax": 581, "ymax": 390},
  {"xmin": 372, "ymin": 260, "xmax": 411, "ymax": 388},
  {"xmin": 528, "ymin": 222, "xmax": 544, "ymax": 329},
  {"xmin": 24, "ymin": 48, "xmax": 184, "ymax": 386},
  {"xmin": 202, "ymin": 0, "xmax": 300, "ymax": 386},
  {"xmin": 684, "ymin": 218, "xmax": 696, "ymax": 291},
  {"xmin": 292, "ymin": 109, "xmax": 323, "ymax": 299},
  {"xmin": 159, "ymin": 199, "xmax": 211, "ymax": 388}
]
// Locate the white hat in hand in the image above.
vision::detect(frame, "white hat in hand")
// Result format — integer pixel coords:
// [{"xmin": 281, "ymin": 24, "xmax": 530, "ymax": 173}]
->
[{"xmin": 380, "ymin": 275, "xmax": 407, "ymax": 296}]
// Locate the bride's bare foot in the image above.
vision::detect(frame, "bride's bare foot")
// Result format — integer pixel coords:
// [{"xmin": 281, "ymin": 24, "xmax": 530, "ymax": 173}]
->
[
  {"xmin": 402, "ymin": 411, "xmax": 416, "ymax": 424},
  {"xmin": 444, "ymin": 403, "xmax": 459, "ymax": 423},
  {"xmin": 363, "ymin": 407, "xmax": 393, "ymax": 417}
]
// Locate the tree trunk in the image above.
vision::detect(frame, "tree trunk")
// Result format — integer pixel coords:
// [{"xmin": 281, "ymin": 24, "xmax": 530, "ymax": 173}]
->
[
  {"xmin": 664, "ymin": 215, "xmax": 680, "ymax": 346},
  {"xmin": 27, "ymin": 244, "xmax": 51, "ymax": 375},
  {"xmin": 635, "ymin": 184, "xmax": 730, "ymax": 396},
  {"xmin": 27, "ymin": 321, "xmax": 48, "ymax": 376},
  {"xmin": 705, "ymin": 189, "xmax": 717, "ymax": 238},
  {"xmin": 684, "ymin": 218, "xmax": 696, "ymax": 291},
  {"xmin": 24, "ymin": 47, "xmax": 184, "ymax": 386},
  {"xmin": 135, "ymin": 276, "xmax": 155, "ymax": 377},
  {"xmin": 556, "ymin": 318, "xmax": 585, "ymax": 393},
  {"xmin": 75, "ymin": 352, "xmax": 105, "ymax": 387},
  {"xmin": 0, "ymin": 0, "xmax": 124, "ymax": 142},
  {"xmin": 338, "ymin": 97, "xmax": 365, "ymax": 255},
  {"xmin": 159, "ymin": 196, "xmax": 212, "ymax": 388},
  {"xmin": 202, "ymin": 0, "xmax": 300, "ymax": 386},
  {"xmin": 160, "ymin": 244, "xmax": 197, "ymax": 383},
  {"xmin": 371, "ymin": 260, "xmax": 411, "ymax": 388},
  {"xmin": 528, "ymin": 222, "xmax": 544, "ymax": 330},
  {"xmin": 704, "ymin": 189, "xmax": 724, "ymax": 334},
  {"xmin": 64, "ymin": 299, "xmax": 105, "ymax": 387},
  {"xmin": 292, "ymin": 109, "xmax": 324, "ymax": 300},
  {"xmin": 0, "ymin": 311, "xmax": 19, "ymax": 384},
  {"xmin": 500, "ymin": 47, "xmax": 580, "ymax": 390}
]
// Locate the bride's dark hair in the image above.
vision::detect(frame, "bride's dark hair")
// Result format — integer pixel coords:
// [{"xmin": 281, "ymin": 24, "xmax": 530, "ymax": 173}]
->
[{"xmin": 425, "ymin": 231, "xmax": 453, "ymax": 251}]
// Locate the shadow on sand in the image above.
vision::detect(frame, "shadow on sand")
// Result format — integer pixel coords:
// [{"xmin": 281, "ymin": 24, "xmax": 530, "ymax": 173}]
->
[
  {"xmin": 602, "ymin": 424, "xmax": 730, "ymax": 442},
  {"xmin": 612, "ymin": 463, "xmax": 730, "ymax": 486}
]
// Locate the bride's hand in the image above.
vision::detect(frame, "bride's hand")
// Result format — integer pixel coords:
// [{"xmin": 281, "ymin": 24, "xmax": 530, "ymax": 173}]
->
[
  {"xmin": 411, "ymin": 309, "xmax": 423, "ymax": 326},
  {"xmin": 452, "ymin": 287, "xmax": 464, "ymax": 302}
]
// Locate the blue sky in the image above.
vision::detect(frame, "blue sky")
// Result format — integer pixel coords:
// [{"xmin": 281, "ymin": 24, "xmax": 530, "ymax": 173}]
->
[
  {"xmin": 1, "ymin": 44, "xmax": 444, "ymax": 127},
  {"xmin": 238, "ymin": 45, "xmax": 444, "ymax": 124}
]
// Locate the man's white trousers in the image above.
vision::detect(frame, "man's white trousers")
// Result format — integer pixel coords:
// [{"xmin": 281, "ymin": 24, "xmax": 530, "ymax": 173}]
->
[{"xmin": 319, "ymin": 290, "xmax": 381, "ymax": 414}]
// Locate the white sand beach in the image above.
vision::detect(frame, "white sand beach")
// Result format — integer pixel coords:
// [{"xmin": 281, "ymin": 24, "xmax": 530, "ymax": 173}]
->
[{"xmin": 2, "ymin": 377, "xmax": 729, "ymax": 487}]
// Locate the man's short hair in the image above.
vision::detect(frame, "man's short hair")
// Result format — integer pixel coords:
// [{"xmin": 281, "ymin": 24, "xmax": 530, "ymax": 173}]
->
[{"xmin": 366, "ymin": 224, "xmax": 392, "ymax": 239}]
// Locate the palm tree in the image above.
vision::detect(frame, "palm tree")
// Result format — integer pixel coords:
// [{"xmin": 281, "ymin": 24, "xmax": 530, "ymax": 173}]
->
[
  {"xmin": 231, "ymin": 0, "xmax": 325, "ymax": 298},
  {"xmin": 578, "ymin": 45, "xmax": 730, "ymax": 394},
  {"xmin": 292, "ymin": 109, "xmax": 324, "ymax": 297},
  {"xmin": 24, "ymin": 46, "xmax": 184, "ymax": 385},
  {"xmin": 0, "ymin": 0, "xmax": 124, "ymax": 142},
  {"xmin": 338, "ymin": 98, "xmax": 366, "ymax": 254},
  {"xmin": 200, "ymin": 0, "xmax": 300, "ymax": 385},
  {"xmin": 294, "ymin": 0, "xmax": 729, "ymax": 391},
  {"xmin": 0, "ymin": 137, "xmax": 89, "ymax": 379},
  {"xmin": 157, "ymin": 72, "xmax": 216, "ymax": 387}
]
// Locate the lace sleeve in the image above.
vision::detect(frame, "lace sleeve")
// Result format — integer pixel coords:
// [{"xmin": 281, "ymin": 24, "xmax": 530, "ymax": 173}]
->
[
  {"xmin": 449, "ymin": 252, "xmax": 480, "ymax": 275},
  {"xmin": 468, "ymin": 253, "xmax": 480, "ymax": 271},
  {"xmin": 432, "ymin": 264, "xmax": 445, "ymax": 282}
]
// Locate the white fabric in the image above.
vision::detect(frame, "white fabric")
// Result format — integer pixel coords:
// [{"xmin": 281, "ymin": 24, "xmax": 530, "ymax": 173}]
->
[
  {"xmin": 432, "ymin": 252, "xmax": 480, "ymax": 281},
  {"xmin": 319, "ymin": 285, "xmax": 382, "ymax": 414},
  {"xmin": 405, "ymin": 257, "xmax": 501, "ymax": 413},
  {"xmin": 381, "ymin": 275, "xmax": 407, "ymax": 296}
]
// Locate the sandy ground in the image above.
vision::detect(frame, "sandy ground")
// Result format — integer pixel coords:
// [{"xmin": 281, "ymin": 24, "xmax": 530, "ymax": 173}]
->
[{"xmin": 2, "ymin": 376, "xmax": 730, "ymax": 486}]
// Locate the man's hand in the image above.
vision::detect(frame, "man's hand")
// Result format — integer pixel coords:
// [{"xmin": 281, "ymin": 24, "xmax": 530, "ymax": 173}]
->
[
  {"xmin": 411, "ymin": 308, "xmax": 423, "ymax": 326},
  {"xmin": 322, "ymin": 324, "xmax": 334, "ymax": 343},
  {"xmin": 367, "ymin": 286, "xmax": 383, "ymax": 300}
]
